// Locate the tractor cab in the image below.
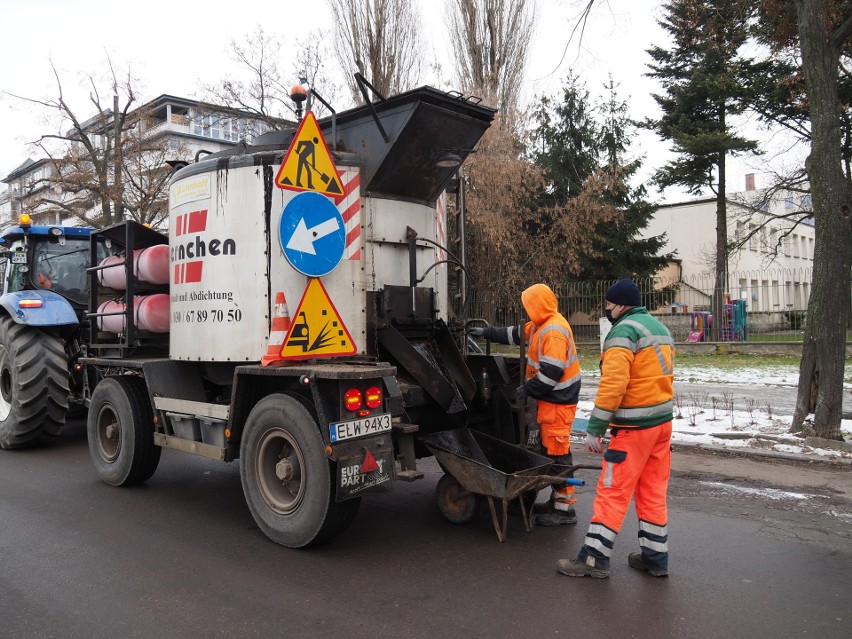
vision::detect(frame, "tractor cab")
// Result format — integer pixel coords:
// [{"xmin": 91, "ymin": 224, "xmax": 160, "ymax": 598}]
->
[{"xmin": 0, "ymin": 216, "xmax": 103, "ymax": 308}]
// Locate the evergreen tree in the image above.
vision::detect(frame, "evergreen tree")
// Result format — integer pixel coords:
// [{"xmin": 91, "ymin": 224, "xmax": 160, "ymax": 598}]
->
[
  {"xmin": 580, "ymin": 79, "xmax": 673, "ymax": 283},
  {"xmin": 531, "ymin": 75, "xmax": 671, "ymax": 287},
  {"xmin": 532, "ymin": 74, "xmax": 601, "ymax": 206},
  {"xmin": 645, "ymin": 0, "xmax": 760, "ymax": 340}
]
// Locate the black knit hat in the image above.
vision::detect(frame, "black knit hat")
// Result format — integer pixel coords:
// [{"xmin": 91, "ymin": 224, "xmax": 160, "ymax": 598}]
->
[{"xmin": 605, "ymin": 279, "xmax": 642, "ymax": 307}]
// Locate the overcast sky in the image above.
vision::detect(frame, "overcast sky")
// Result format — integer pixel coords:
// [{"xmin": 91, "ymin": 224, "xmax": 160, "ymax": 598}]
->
[{"xmin": 0, "ymin": 0, "xmax": 777, "ymax": 203}]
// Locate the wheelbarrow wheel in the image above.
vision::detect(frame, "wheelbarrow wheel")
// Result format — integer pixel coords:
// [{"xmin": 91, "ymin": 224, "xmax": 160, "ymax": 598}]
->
[{"xmin": 436, "ymin": 473, "xmax": 478, "ymax": 524}]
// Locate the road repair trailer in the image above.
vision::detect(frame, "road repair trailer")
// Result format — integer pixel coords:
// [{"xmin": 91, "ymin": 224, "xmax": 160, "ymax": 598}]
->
[{"xmin": 83, "ymin": 85, "xmax": 531, "ymax": 547}]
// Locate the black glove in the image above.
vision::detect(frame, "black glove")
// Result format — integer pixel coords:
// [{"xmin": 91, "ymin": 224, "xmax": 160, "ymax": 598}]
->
[
  {"xmin": 468, "ymin": 326, "xmax": 486, "ymax": 337},
  {"xmin": 514, "ymin": 385, "xmax": 528, "ymax": 402}
]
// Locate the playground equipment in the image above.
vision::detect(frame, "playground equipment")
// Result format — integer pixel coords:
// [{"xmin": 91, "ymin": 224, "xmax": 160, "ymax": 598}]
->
[{"xmin": 686, "ymin": 300, "xmax": 747, "ymax": 343}]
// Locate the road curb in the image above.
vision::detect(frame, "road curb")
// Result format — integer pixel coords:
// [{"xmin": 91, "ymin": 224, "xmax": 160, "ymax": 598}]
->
[{"xmin": 671, "ymin": 439, "xmax": 852, "ymax": 467}]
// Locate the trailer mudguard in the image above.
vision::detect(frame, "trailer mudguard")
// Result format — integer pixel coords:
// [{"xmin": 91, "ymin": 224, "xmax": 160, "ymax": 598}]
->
[{"xmin": 0, "ymin": 290, "xmax": 79, "ymax": 326}]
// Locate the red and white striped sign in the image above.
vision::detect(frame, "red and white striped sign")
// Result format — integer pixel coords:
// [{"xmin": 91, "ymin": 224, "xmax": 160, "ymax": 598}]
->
[
  {"xmin": 436, "ymin": 191, "xmax": 447, "ymax": 262},
  {"xmin": 338, "ymin": 168, "xmax": 361, "ymax": 261}
]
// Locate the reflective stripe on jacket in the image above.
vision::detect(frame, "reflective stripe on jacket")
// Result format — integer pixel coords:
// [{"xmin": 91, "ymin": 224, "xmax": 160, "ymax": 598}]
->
[
  {"xmin": 483, "ymin": 284, "xmax": 581, "ymax": 405},
  {"xmin": 588, "ymin": 307, "xmax": 674, "ymax": 436},
  {"xmin": 522, "ymin": 284, "xmax": 581, "ymax": 405}
]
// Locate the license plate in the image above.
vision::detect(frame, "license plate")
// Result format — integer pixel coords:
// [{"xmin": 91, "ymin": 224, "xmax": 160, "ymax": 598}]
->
[
  {"xmin": 329, "ymin": 413, "xmax": 391, "ymax": 442},
  {"xmin": 11, "ymin": 252, "xmax": 26, "ymax": 264}
]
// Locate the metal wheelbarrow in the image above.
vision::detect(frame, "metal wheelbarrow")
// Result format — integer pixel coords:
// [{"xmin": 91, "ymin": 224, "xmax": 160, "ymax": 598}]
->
[{"xmin": 420, "ymin": 428, "xmax": 598, "ymax": 542}]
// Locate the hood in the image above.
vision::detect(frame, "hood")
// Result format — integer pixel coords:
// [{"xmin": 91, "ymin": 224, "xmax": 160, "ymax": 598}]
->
[{"xmin": 521, "ymin": 283, "xmax": 558, "ymax": 326}]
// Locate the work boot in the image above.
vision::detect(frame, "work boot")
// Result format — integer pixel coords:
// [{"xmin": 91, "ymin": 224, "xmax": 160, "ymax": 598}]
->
[
  {"xmin": 535, "ymin": 508, "xmax": 577, "ymax": 526},
  {"xmin": 532, "ymin": 498, "xmax": 556, "ymax": 514},
  {"xmin": 628, "ymin": 552, "xmax": 668, "ymax": 578},
  {"xmin": 556, "ymin": 558, "xmax": 609, "ymax": 579}
]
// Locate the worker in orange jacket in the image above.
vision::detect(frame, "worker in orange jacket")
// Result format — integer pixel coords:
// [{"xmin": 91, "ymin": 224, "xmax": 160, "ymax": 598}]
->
[
  {"xmin": 557, "ymin": 279, "xmax": 674, "ymax": 578},
  {"xmin": 470, "ymin": 283, "xmax": 582, "ymax": 525}
]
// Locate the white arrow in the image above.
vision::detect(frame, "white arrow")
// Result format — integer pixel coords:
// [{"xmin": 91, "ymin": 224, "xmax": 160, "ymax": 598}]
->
[{"xmin": 286, "ymin": 217, "xmax": 340, "ymax": 255}]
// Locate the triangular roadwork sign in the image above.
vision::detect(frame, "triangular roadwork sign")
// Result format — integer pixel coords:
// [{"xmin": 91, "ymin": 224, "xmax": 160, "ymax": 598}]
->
[
  {"xmin": 275, "ymin": 111, "xmax": 344, "ymax": 198},
  {"xmin": 280, "ymin": 278, "xmax": 357, "ymax": 359}
]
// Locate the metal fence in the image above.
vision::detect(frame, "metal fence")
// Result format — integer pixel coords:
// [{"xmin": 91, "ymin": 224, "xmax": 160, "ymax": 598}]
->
[{"xmin": 466, "ymin": 267, "xmax": 850, "ymax": 344}]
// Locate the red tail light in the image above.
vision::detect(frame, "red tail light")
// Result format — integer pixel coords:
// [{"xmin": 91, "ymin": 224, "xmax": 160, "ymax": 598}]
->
[
  {"xmin": 344, "ymin": 388, "xmax": 362, "ymax": 412},
  {"xmin": 365, "ymin": 386, "xmax": 382, "ymax": 409}
]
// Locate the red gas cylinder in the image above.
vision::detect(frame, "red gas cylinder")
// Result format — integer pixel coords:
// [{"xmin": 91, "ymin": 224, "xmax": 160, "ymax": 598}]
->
[
  {"xmin": 98, "ymin": 245, "xmax": 170, "ymax": 289},
  {"xmin": 135, "ymin": 244, "xmax": 170, "ymax": 285},
  {"xmin": 97, "ymin": 255, "xmax": 126, "ymax": 289},
  {"xmin": 97, "ymin": 294, "xmax": 170, "ymax": 333}
]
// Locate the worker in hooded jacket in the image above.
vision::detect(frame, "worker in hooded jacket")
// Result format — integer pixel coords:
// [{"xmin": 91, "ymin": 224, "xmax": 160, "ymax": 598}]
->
[
  {"xmin": 469, "ymin": 283, "xmax": 581, "ymax": 526},
  {"xmin": 557, "ymin": 279, "xmax": 675, "ymax": 579}
]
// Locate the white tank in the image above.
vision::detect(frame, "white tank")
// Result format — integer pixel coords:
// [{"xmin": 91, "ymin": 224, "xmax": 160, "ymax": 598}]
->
[{"xmin": 167, "ymin": 158, "xmax": 367, "ymax": 362}]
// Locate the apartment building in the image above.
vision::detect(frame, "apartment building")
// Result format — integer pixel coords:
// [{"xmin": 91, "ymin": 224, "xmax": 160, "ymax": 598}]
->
[
  {"xmin": 0, "ymin": 95, "xmax": 276, "ymax": 227},
  {"xmin": 644, "ymin": 174, "xmax": 815, "ymax": 313}
]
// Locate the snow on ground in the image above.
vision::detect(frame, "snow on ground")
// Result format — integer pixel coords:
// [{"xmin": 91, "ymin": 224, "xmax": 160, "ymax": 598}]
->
[{"xmin": 573, "ymin": 363, "xmax": 852, "ymax": 462}]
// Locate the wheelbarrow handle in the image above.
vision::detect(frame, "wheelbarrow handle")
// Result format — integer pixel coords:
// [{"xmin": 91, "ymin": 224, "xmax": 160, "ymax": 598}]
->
[
  {"xmin": 521, "ymin": 463, "xmax": 602, "ymax": 491},
  {"xmin": 550, "ymin": 463, "xmax": 601, "ymax": 477},
  {"xmin": 531, "ymin": 475, "xmax": 586, "ymax": 487}
]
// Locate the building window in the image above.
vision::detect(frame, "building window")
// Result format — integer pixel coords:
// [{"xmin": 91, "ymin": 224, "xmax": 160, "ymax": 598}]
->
[
  {"xmin": 808, "ymin": 237, "xmax": 814, "ymax": 260},
  {"xmin": 800, "ymin": 194, "xmax": 812, "ymax": 208},
  {"xmin": 748, "ymin": 224, "xmax": 757, "ymax": 250},
  {"xmin": 791, "ymin": 234, "xmax": 799, "ymax": 258},
  {"xmin": 784, "ymin": 197, "xmax": 794, "ymax": 209},
  {"xmin": 800, "ymin": 235, "xmax": 808, "ymax": 259},
  {"xmin": 769, "ymin": 228, "xmax": 777, "ymax": 254}
]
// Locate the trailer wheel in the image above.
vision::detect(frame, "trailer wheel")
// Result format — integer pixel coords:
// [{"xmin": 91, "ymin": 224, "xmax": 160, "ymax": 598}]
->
[
  {"xmin": 87, "ymin": 376, "xmax": 161, "ymax": 486},
  {"xmin": 436, "ymin": 473, "xmax": 478, "ymax": 524},
  {"xmin": 0, "ymin": 316, "xmax": 70, "ymax": 449},
  {"xmin": 240, "ymin": 393, "xmax": 359, "ymax": 548}
]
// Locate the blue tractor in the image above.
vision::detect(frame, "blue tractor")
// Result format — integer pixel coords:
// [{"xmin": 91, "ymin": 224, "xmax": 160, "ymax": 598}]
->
[{"xmin": 0, "ymin": 215, "xmax": 105, "ymax": 448}]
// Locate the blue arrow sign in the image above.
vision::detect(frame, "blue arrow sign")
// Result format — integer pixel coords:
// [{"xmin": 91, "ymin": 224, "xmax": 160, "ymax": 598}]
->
[{"xmin": 279, "ymin": 191, "xmax": 345, "ymax": 277}]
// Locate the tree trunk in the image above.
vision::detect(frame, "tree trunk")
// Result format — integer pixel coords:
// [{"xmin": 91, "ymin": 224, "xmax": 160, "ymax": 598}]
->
[
  {"xmin": 113, "ymin": 94, "xmax": 124, "ymax": 224},
  {"xmin": 790, "ymin": 0, "xmax": 852, "ymax": 439},
  {"xmin": 712, "ymin": 146, "xmax": 727, "ymax": 342}
]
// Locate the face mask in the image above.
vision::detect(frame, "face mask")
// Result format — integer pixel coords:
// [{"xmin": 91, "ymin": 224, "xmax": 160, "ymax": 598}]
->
[{"xmin": 605, "ymin": 308, "xmax": 617, "ymax": 324}]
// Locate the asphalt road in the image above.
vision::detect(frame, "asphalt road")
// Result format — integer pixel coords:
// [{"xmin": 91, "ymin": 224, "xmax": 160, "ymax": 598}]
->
[{"xmin": 2, "ymin": 419, "xmax": 851, "ymax": 639}]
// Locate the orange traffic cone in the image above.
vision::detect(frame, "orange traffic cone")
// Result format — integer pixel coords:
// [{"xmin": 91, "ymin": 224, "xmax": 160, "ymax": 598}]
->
[{"xmin": 261, "ymin": 292, "xmax": 291, "ymax": 366}]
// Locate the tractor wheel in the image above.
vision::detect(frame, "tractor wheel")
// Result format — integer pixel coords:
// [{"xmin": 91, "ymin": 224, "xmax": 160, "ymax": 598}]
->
[
  {"xmin": 0, "ymin": 316, "xmax": 70, "ymax": 449},
  {"xmin": 436, "ymin": 473, "xmax": 479, "ymax": 524},
  {"xmin": 87, "ymin": 376, "xmax": 161, "ymax": 486},
  {"xmin": 240, "ymin": 393, "xmax": 360, "ymax": 548}
]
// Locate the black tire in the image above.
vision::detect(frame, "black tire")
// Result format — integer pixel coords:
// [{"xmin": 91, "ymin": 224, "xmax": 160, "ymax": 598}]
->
[
  {"xmin": 0, "ymin": 315, "xmax": 70, "ymax": 449},
  {"xmin": 240, "ymin": 393, "xmax": 360, "ymax": 548},
  {"xmin": 87, "ymin": 376, "xmax": 161, "ymax": 486},
  {"xmin": 436, "ymin": 473, "xmax": 479, "ymax": 524}
]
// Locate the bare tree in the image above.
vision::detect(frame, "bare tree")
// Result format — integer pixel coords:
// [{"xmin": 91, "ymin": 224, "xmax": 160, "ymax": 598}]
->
[
  {"xmin": 4, "ymin": 59, "xmax": 178, "ymax": 228},
  {"xmin": 200, "ymin": 26, "xmax": 341, "ymax": 126},
  {"xmin": 787, "ymin": 0, "xmax": 852, "ymax": 439},
  {"xmin": 294, "ymin": 29, "xmax": 344, "ymax": 117},
  {"xmin": 327, "ymin": 0, "xmax": 423, "ymax": 101},
  {"xmin": 462, "ymin": 107, "xmax": 622, "ymax": 302},
  {"xmin": 121, "ymin": 115, "xmax": 191, "ymax": 228},
  {"xmin": 445, "ymin": 0, "xmax": 536, "ymax": 113}
]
